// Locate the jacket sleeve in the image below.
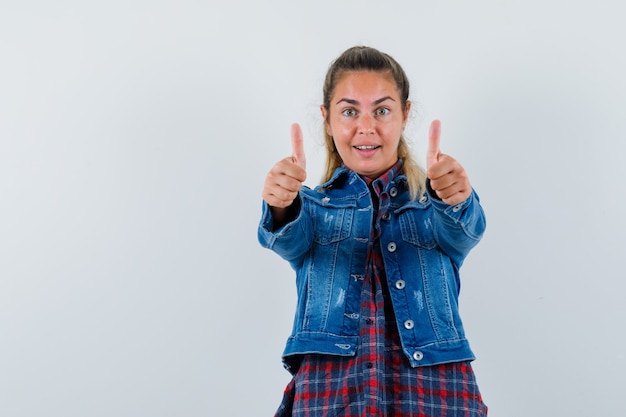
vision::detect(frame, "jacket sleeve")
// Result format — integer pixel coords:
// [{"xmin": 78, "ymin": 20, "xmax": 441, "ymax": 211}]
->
[
  {"xmin": 426, "ymin": 184, "xmax": 486, "ymax": 268},
  {"xmin": 257, "ymin": 195, "xmax": 313, "ymax": 267}
]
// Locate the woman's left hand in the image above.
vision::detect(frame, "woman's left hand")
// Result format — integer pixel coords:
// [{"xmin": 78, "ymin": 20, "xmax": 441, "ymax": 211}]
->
[{"xmin": 426, "ymin": 120, "xmax": 472, "ymax": 206}]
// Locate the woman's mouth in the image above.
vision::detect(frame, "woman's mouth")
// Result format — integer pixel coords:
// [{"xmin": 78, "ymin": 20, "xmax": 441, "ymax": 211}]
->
[{"xmin": 354, "ymin": 145, "xmax": 380, "ymax": 157}]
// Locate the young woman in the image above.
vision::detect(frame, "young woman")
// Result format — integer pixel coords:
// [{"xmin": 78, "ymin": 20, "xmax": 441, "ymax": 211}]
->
[{"xmin": 259, "ymin": 45, "xmax": 488, "ymax": 416}]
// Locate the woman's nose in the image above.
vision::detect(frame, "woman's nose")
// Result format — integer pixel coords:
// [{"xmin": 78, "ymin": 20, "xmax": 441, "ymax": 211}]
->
[{"xmin": 358, "ymin": 114, "xmax": 374, "ymax": 135}]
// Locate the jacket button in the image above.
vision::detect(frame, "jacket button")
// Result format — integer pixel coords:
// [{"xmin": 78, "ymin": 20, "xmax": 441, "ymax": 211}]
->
[
  {"xmin": 404, "ymin": 319, "xmax": 414, "ymax": 329},
  {"xmin": 419, "ymin": 195, "xmax": 428, "ymax": 204},
  {"xmin": 382, "ymin": 212, "xmax": 390, "ymax": 221},
  {"xmin": 389, "ymin": 187, "xmax": 398, "ymax": 197},
  {"xmin": 452, "ymin": 204, "xmax": 462, "ymax": 212},
  {"xmin": 387, "ymin": 242, "xmax": 397, "ymax": 252},
  {"xmin": 395, "ymin": 280, "xmax": 406, "ymax": 290},
  {"xmin": 413, "ymin": 351, "xmax": 424, "ymax": 361}
]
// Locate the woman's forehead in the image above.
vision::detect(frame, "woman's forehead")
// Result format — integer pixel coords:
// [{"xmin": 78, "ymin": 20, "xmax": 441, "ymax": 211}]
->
[{"xmin": 332, "ymin": 71, "xmax": 400, "ymax": 101}]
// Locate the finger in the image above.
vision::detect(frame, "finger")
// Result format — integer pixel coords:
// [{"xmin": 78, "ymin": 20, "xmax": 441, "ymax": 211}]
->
[
  {"xmin": 262, "ymin": 173, "xmax": 301, "ymax": 208},
  {"xmin": 291, "ymin": 123, "xmax": 306, "ymax": 170},
  {"xmin": 441, "ymin": 187, "xmax": 471, "ymax": 206},
  {"xmin": 265, "ymin": 189, "xmax": 299, "ymax": 207},
  {"xmin": 272, "ymin": 156, "xmax": 306, "ymax": 183},
  {"xmin": 426, "ymin": 119, "xmax": 441, "ymax": 170}
]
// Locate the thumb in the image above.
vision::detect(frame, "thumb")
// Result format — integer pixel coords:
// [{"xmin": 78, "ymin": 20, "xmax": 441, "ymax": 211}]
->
[
  {"xmin": 426, "ymin": 119, "xmax": 441, "ymax": 170},
  {"xmin": 291, "ymin": 123, "xmax": 307, "ymax": 170}
]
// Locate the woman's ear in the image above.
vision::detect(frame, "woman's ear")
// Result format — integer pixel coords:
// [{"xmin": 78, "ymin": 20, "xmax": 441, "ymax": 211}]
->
[
  {"xmin": 403, "ymin": 100, "xmax": 412, "ymax": 129},
  {"xmin": 320, "ymin": 105, "xmax": 331, "ymax": 136}
]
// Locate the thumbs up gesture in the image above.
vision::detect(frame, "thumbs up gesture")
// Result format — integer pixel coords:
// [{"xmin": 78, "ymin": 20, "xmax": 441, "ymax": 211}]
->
[
  {"xmin": 262, "ymin": 123, "xmax": 308, "ymax": 217},
  {"xmin": 426, "ymin": 120, "xmax": 471, "ymax": 206}
]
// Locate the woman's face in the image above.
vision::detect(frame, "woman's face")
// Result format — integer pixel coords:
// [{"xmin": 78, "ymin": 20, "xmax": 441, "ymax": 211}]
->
[{"xmin": 322, "ymin": 70, "xmax": 410, "ymax": 179}]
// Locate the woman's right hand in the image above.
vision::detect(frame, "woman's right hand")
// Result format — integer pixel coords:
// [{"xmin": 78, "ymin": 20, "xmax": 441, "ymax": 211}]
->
[{"xmin": 262, "ymin": 123, "xmax": 307, "ymax": 222}]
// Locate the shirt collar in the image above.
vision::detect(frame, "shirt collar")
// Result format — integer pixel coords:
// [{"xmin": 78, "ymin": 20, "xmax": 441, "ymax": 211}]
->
[{"xmin": 361, "ymin": 159, "xmax": 404, "ymax": 197}]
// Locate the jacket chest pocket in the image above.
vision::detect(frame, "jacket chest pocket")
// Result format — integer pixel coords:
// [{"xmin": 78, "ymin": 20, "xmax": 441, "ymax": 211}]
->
[
  {"xmin": 311, "ymin": 205, "xmax": 354, "ymax": 245},
  {"xmin": 398, "ymin": 209, "xmax": 437, "ymax": 249}
]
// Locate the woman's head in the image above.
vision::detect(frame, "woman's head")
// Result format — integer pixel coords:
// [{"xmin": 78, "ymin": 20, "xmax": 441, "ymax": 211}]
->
[{"xmin": 320, "ymin": 46, "xmax": 425, "ymax": 198}]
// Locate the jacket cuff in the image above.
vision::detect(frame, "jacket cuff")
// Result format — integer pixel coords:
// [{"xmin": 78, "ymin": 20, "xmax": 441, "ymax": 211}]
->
[{"xmin": 259, "ymin": 196, "xmax": 302, "ymax": 235}]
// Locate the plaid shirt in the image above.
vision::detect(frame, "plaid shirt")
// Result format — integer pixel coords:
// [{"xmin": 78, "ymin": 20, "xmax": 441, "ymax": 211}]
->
[{"xmin": 274, "ymin": 162, "xmax": 487, "ymax": 417}]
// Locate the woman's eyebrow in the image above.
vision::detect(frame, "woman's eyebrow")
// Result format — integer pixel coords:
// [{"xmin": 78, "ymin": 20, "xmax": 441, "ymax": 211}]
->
[
  {"xmin": 373, "ymin": 96, "xmax": 395, "ymax": 105},
  {"xmin": 336, "ymin": 98, "xmax": 358, "ymax": 105},
  {"xmin": 335, "ymin": 96, "xmax": 396, "ymax": 105}
]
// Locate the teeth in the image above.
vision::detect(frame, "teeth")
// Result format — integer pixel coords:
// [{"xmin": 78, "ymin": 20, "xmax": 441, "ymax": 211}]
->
[{"xmin": 355, "ymin": 145, "xmax": 378, "ymax": 150}]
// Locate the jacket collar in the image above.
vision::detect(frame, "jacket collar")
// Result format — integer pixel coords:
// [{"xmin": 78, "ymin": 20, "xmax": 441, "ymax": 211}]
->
[{"xmin": 319, "ymin": 160, "xmax": 407, "ymax": 192}]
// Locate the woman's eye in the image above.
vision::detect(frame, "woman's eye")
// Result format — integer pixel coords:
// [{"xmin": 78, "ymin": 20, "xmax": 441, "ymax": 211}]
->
[
  {"xmin": 342, "ymin": 108, "xmax": 356, "ymax": 117},
  {"xmin": 376, "ymin": 107, "xmax": 390, "ymax": 116}
]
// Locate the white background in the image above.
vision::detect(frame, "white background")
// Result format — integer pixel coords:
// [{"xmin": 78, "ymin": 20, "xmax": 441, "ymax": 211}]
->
[{"xmin": 1, "ymin": 1, "xmax": 625, "ymax": 416}]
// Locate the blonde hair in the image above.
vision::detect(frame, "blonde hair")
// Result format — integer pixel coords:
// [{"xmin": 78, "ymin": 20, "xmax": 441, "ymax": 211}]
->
[{"xmin": 320, "ymin": 46, "xmax": 426, "ymax": 200}]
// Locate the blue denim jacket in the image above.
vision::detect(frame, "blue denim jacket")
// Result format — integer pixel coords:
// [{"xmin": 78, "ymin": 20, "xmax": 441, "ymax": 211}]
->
[{"xmin": 258, "ymin": 165, "xmax": 486, "ymax": 374}]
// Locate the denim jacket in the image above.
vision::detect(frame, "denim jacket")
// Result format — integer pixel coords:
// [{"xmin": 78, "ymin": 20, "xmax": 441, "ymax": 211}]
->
[{"xmin": 258, "ymin": 165, "xmax": 486, "ymax": 374}]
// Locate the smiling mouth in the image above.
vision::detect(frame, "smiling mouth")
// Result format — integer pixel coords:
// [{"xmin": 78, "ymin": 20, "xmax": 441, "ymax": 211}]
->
[{"xmin": 354, "ymin": 145, "xmax": 380, "ymax": 150}]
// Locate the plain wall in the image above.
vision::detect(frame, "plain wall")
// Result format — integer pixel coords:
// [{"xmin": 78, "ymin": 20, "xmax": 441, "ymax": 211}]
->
[{"xmin": 1, "ymin": 1, "xmax": 625, "ymax": 416}]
